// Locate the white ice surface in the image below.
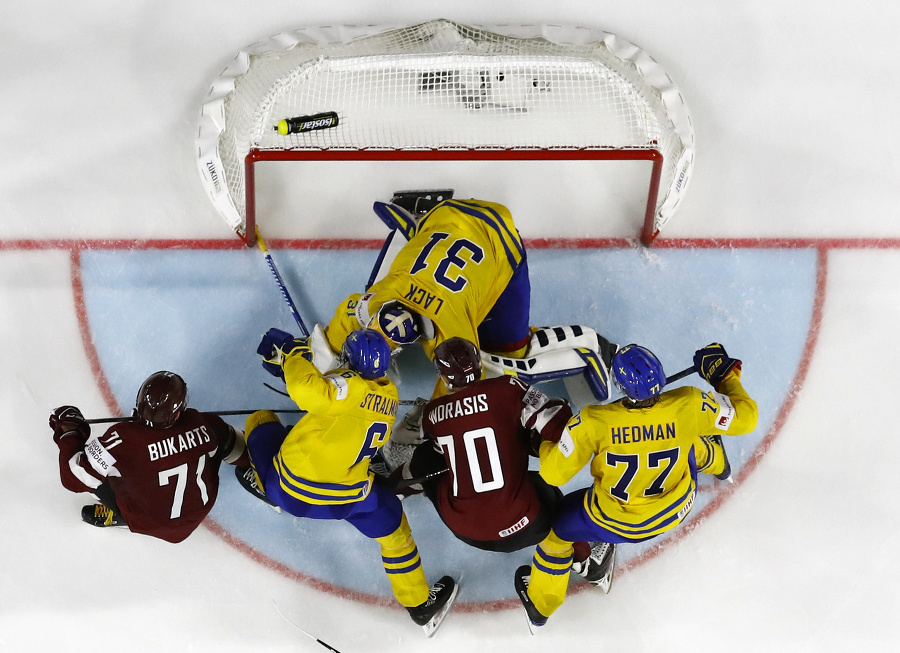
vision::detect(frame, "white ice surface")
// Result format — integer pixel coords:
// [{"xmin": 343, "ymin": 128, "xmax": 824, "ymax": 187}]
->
[{"xmin": 2, "ymin": 2, "xmax": 899, "ymax": 651}]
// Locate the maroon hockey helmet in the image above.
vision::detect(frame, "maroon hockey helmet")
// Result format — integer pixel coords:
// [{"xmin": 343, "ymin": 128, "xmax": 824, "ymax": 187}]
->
[
  {"xmin": 434, "ymin": 337, "xmax": 482, "ymax": 390},
  {"xmin": 134, "ymin": 371, "xmax": 188, "ymax": 429}
]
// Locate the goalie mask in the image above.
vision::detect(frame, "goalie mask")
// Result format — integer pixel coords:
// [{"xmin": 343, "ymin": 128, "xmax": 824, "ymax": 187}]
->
[
  {"xmin": 341, "ymin": 328, "xmax": 392, "ymax": 379},
  {"xmin": 434, "ymin": 337, "xmax": 482, "ymax": 390},
  {"xmin": 612, "ymin": 345, "xmax": 666, "ymax": 402},
  {"xmin": 372, "ymin": 301, "xmax": 421, "ymax": 348},
  {"xmin": 135, "ymin": 371, "xmax": 188, "ymax": 429}
]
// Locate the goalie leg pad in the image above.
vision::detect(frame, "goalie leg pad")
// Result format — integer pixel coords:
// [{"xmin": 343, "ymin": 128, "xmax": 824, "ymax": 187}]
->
[
  {"xmin": 527, "ymin": 325, "xmax": 601, "ymax": 355},
  {"xmin": 373, "ymin": 201, "xmax": 418, "ymax": 239},
  {"xmin": 527, "ymin": 325, "xmax": 618, "ymax": 368},
  {"xmin": 366, "ymin": 229, "xmax": 409, "ymax": 290},
  {"xmin": 481, "ymin": 346, "xmax": 610, "ymax": 402},
  {"xmin": 574, "ymin": 347, "xmax": 611, "ymax": 402}
]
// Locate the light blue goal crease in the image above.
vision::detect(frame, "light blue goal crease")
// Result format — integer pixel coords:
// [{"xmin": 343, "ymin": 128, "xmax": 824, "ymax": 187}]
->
[{"xmin": 78, "ymin": 246, "xmax": 817, "ymax": 603}]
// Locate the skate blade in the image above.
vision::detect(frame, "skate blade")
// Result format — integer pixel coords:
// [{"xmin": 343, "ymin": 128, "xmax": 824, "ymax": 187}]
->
[
  {"xmin": 525, "ymin": 613, "xmax": 544, "ymax": 636},
  {"xmin": 422, "ymin": 582, "xmax": 459, "ymax": 638},
  {"xmin": 593, "ymin": 545, "xmax": 617, "ymax": 594}
]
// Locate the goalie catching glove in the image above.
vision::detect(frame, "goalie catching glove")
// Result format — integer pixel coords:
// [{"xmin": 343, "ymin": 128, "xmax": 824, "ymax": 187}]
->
[
  {"xmin": 693, "ymin": 343, "xmax": 741, "ymax": 389},
  {"xmin": 257, "ymin": 328, "xmax": 313, "ymax": 379}
]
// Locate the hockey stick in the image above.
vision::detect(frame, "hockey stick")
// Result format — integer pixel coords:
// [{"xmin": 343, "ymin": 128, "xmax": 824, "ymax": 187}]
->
[
  {"xmin": 666, "ymin": 365, "xmax": 697, "ymax": 385},
  {"xmin": 263, "ymin": 382, "xmax": 426, "ymax": 406},
  {"xmin": 256, "ymin": 227, "xmax": 310, "ymax": 337},
  {"xmin": 393, "ymin": 467, "xmax": 449, "ymax": 490},
  {"xmin": 272, "ymin": 600, "xmax": 343, "ymax": 653},
  {"xmin": 85, "ymin": 408, "xmax": 306, "ymax": 425}
]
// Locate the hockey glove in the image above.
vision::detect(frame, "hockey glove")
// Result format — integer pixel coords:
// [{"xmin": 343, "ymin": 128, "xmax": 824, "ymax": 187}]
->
[
  {"xmin": 49, "ymin": 405, "xmax": 90, "ymax": 445},
  {"xmin": 693, "ymin": 343, "xmax": 742, "ymax": 389},
  {"xmin": 257, "ymin": 328, "xmax": 313, "ymax": 379}
]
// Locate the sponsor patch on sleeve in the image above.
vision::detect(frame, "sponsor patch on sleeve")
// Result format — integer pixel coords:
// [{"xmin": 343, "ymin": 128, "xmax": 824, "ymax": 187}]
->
[
  {"xmin": 523, "ymin": 385, "xmax": 545, "ymax": 408},
  {"xmin": 557, "ymin": 429, "xmax": 576, "ymax": 457},
  {"xmin": 84, "ymin": 435, "xmax": 117, "ymax": 476},
  {"xmin": 711, "ymin": 391, "xmax": 736, "ymax": 431},
  {"xmin": 326, "ymin": 374, "xmax": 349, "ymax": 400},
  {"xmin": 354, "ymin": 292, "xmax": 376, "ymax": 328}
]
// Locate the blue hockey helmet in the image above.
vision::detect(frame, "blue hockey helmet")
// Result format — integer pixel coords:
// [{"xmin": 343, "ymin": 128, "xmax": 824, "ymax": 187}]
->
[
  {"xmin": 612, "ymin": 345, "xmax": 666, "ymax": 401},
  {"xmin": 342, "ymin": 328, "xmax": 392, "ymax": 379},
  {"xmin": 373, "ymin": 301, "xmax": 421, "ymax": 347}
]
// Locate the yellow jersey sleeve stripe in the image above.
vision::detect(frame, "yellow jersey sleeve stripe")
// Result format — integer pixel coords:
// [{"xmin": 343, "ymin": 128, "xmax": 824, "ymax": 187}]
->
[
  {"xmin": 585, "ymin": 483, "xmax": 696, "ymax": 538},
  {"xmin": 275, "ymin": 455, "xmax": 370, "ymax": 503},
  {"xmin": 453, "ymin": 199, "xmax": 525, "ymax": 254},
  {"xmin": 441, "ymin": 200, "xmax": 525, "ymax": 268}
]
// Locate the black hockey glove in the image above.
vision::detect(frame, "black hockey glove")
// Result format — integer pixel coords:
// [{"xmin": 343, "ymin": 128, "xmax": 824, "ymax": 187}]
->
[
  {"xmin": 693, "ymin": 343, "xmax": 742, "ymax": 389},
  {"xmin": 257, "ymin": 328, "xmax": 313, "ymax": 379},
  {"xmin": 49, "ymin": 405, "xmax": 90, "ymax": 445}
]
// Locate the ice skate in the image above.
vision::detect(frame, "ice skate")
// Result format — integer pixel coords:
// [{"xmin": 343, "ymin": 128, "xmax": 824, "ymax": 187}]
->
[
  {"xmin": 406, "ymin": 575, "xmax": 459, "ymax": 637},
  {"xmin": 235, "ymin": 466, "xmax": 281, "ymax": 512},
  {"xmin": 81, "ymin": 504, "xmax": 127, "ymax": 528},
  {"xmin": 514, "ymin": 565, "xmax": 548, "ymax": 634},
  {"xmin": 572, "ymin": 542, "xmax": 617, "ymax": 593}
]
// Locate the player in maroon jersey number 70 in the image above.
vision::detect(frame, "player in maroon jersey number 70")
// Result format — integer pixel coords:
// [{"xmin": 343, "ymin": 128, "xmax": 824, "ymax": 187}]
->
[
  {"xmin": 394, "ymin": 337, "xmax": 595, "ymax": 570},
  {"xmin": 50, "ymin": 371, "xmax": 250, "ymax": 544}
]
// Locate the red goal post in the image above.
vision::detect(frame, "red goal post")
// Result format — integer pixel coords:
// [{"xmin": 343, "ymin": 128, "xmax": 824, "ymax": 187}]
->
[{"xmin": 197, "ymin": 20, "xmax": 694, "ymax": 246}]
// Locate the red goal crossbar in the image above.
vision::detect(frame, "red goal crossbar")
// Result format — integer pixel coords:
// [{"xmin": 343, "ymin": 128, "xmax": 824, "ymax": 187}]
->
[{"xmin": 243, "ymin": 147, "xmax": 664, "ymax": 248}]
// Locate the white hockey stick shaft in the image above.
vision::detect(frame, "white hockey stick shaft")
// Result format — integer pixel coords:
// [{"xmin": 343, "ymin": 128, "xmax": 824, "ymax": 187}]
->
[{"xmin": 272, "ymin": 600, "xmax": 343, "ymax": 652}]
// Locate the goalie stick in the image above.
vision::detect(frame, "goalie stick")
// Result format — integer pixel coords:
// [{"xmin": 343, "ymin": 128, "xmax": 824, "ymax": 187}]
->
[{"xmin": 256, "ymin": 227, "xmax": 310, "ymax": 337}]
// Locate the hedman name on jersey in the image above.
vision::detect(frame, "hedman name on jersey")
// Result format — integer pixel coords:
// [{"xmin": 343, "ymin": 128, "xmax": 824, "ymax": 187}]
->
[{"xmin": 610, "ymin": 422, "xmax": 677, "ymax": 444}]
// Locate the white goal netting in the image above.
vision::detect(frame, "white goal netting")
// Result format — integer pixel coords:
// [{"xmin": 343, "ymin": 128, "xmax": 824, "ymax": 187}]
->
[{"xmin": 196, "ymin": 19, "xmax": 694, "ymax": 244}]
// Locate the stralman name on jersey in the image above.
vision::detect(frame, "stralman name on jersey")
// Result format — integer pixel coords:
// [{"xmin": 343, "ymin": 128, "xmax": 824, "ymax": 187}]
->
[
  {"xmin": 427, "ymin": 393, "xmax": 490, "ymax": 424},
  {"xmin": 359, "ymin": 393, "xmax": 398, "ymax": 418}
]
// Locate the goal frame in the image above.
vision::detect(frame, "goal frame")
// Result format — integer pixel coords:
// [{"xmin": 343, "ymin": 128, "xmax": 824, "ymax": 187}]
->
[
  {"xmin": 244, "ymin": 147, "xmax": 664, "ymax": 247},
  {"xmin": 198, "ymin": 20, "xmax": 694, "ymax": 247}
]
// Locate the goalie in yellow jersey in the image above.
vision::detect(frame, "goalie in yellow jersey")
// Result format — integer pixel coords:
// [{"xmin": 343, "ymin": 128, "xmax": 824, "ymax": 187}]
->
[
  {"xmin": 301, "ymin": 197, "xmax": 618, "ymax": 407},
  {"xmin": 514, "ymin": 343, "xmax": 758, "ymax": 633},
  {"xmin": 246, "ymin": 327, "xmax": 458, "ymax": 637}
]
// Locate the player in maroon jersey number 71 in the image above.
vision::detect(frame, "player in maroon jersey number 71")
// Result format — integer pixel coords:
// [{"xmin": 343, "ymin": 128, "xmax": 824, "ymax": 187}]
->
[
  {"xmin": 50, "ymin": 371, "xmax": 250, "ymax": 543},
  {"xmin": 394, "ymin": 337, "xmax": 594, "ymax": 566}
]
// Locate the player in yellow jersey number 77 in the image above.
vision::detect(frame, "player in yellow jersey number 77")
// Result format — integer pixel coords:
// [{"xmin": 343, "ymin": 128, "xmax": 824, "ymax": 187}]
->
[{"xmin": 515, "ymin": 343, "xmax": 758, "ymax": 632}]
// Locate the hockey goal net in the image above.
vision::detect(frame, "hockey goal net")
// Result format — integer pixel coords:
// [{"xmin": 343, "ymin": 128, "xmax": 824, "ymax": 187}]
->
[{"xmin": 196, "ymin": 19, "xmax": 693, "ymax": 246}]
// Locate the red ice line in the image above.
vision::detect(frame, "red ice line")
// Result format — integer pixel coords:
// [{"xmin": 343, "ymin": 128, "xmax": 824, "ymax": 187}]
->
[
  {"xmin": 3, "ymin": 235, "xmax": 900, "ymax": 251},
  {"xmin": 23, "ymin": 237, "xmax": 847, "ymax": 612}
]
